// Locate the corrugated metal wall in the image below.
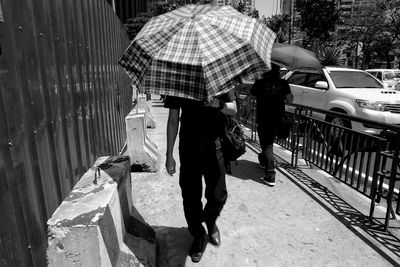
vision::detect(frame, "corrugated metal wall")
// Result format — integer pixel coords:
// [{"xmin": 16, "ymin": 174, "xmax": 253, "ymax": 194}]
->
[{"xmin": 0, "ymin": 0, "xmax": 132, "ymax": 265}]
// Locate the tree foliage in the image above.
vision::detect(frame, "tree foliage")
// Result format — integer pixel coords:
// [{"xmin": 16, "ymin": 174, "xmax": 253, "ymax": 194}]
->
[
  {"xmin": 339, "ymin": 0, "xmax": 400, "ymax": 68},
  {"xmin": 261, "ymin": 14, "xmax": 290, "ymax": 43},
  {"xmin": 319, "ymin": 47, "xmax": 345, "ymax": 67},
  {"xmin": 126, "ymin": 0, "xmax": 259, "ymax": 40},
  {"xmin": 295, "ymin": 0, "xmax": 341, "ymax": 49},
  {"xmin": 230, "ymin": 0, "xmax": 259, "ymax": 18}
]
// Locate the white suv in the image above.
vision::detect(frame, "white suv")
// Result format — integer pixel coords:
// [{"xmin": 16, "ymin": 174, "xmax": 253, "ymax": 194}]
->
[{"xmin": 284, "ymin": 66, "xmax": 400, "ymax": 135}]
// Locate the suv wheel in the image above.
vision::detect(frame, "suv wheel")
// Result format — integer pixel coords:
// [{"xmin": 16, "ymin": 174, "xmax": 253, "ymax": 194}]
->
[
  {"xmin": 326, "ymin": 113, "xmax": 351, "ymax": 155},
  {"xmin": 330, "ymin": 117, "xmax": 351, "ymax": 129}
]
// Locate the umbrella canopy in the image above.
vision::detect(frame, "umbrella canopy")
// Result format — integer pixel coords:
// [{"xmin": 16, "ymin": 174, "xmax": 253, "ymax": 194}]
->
[
  {"xmin": 119, "ymin": 4, "xmax": 276, "ymax": 102},
  {"xmin": 271, "ymin": 43, "xmax": 323, "ymax": 74}
]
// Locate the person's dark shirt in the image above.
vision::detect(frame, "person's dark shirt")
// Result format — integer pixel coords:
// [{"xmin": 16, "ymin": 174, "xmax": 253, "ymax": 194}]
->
[
  {"xmin": 250, "ymin": 77, "xmax": 291, "ymax": 127},
  {"xmin": 164, "ymin": 91, "xmax": 236, "ymax": 151}
]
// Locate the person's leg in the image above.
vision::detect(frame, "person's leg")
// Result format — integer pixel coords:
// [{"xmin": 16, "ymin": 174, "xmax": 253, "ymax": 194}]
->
[
  {"xmin": 224, "ymin": 159, "xmax": 231, "ymax": 174},
  {"xmin": 203, "ymin": 147, "xmax": 226, "ymax": 246},
  {"xmin": 261, "ymin": 136, "xmax": 276, "ymax": 186},
  {"xmin": 180, "ymin": 148, "xmax": 207, "ymax": 262},
  {"xmin": 179, "ymin": 149, "xmax": 205, "ymax": 237},
  {"xmin": 263, "ymin": 140, "xmax": 275, "ymax": 176},
  {"xmin": 203, "ymin": 148, "xmax": 227, "ymax": 225},
  {"xmin": 257, "ymin": 124, "xmax": 276, "ymax": 186},
  {"xmin": 257, "ymin": 126, "xmax": 266, "ymax": 168}
]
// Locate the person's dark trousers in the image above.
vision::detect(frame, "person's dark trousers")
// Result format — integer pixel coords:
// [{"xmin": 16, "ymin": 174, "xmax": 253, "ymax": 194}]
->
[
  {"xmin": 257, "ymin": 126, "xmax": 276, "ymax": 177},
  {"xmin": 179, "ymin": 145, "xmax": 227, "ymax": 237}
]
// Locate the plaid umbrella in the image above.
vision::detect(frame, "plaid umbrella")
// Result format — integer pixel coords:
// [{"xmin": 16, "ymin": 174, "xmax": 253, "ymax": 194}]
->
[{"xmin": 119, "ymin": 4, "xmax": 276, "ymax": 102}]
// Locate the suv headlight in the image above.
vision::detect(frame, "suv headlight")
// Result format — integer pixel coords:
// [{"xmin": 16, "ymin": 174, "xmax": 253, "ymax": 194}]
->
[{"xmin": 356, "ymin": 100, "xmax": 387, "ymax": 111}]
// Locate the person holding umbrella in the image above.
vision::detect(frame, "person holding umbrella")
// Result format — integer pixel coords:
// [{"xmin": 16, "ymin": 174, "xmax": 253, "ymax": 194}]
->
[
  {"xmin": 251, "ymin": 64, "xmax": 293, "ymax": 186},
  {"xmin": 119, "ymin": 4, "xmax": 276, "ymax": 262},
  {"xmin": 165, "ymin": 92, "xmax": 237, "ymax": 262}
]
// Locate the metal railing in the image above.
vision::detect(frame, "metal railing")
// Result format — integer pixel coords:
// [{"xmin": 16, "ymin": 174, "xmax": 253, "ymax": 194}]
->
[{"xmin": 236, "ymin": 94, "xmax": 400, "ymax": 231}]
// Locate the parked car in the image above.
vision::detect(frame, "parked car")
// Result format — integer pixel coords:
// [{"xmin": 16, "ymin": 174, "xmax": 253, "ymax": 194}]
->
[
  {"xmin": 365, "ymin": 68, "xmax": 400, "ymax": 90},
  {"xmin": 284, "ymin": 66, "xmax": 400, "ymax": 135}
]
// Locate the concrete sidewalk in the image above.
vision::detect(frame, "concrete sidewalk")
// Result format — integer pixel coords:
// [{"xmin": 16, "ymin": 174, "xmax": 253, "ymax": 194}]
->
[{"xmin": 131, "ymin": 97, "xmax": 400, "ymax": 267}]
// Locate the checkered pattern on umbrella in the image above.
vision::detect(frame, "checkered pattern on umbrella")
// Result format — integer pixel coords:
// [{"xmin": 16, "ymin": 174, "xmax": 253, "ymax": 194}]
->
[{"xmin": 119, "ymin": 4, "xmax": 276, "ymax": 102}]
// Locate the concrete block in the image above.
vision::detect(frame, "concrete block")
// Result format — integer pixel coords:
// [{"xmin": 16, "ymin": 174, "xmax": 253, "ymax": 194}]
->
[
  {"xmin": 47, "ymin": 156, "xmax": 156, "ymax": 267},
  {"xmin": 137, "ymin": 94, "xmax": 156, "ymax": 129},
  {"xmin": 125, "ymin": 109, "xmax": 159, "ymax": 172},
  {"xmin": 132, "ymin": 85, "xmax": 139, "ymax": 107}
]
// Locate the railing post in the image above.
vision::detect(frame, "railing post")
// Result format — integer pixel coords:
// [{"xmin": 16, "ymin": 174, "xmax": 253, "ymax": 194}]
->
[
  {"xmin": 384, "ymin": 132, "xmax": 400, "ymax": 231},
  {"xmin": 368, "ymin": 139, "xmax": 384, "ymax": 223}
]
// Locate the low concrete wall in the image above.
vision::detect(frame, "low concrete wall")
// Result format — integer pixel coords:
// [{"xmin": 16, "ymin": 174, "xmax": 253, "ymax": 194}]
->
[
  {"xmin": 125, "ymin": 109, "xmax": 159, "ymax": 172},
  {"xmin": 47, "ymin": 156, "xmax": 156, "ymax": 266},
  {"xmin": 137, "ymin": 93, "xmax": 156, "ymax": 129}
]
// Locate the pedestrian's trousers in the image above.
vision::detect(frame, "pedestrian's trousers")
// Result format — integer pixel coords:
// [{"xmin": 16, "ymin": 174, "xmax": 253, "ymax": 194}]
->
[
  {"xmin": 179, "ymin": 145, "xmax": 227, "ymax": 237},
  {"xmin": 257, "ymin": 125, "xmax": 276, "ymax": 176}
]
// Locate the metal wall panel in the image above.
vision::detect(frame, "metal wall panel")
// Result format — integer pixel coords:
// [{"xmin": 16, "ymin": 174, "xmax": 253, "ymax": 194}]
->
[{"xmin": 0, "ymin": 0, "xmax": 132, "ymax": 265}]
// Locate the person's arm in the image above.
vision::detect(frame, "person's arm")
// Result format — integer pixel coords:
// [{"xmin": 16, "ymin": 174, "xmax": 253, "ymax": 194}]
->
[
  {"xmin": 206, "ymin": 95, "xmax": 237, "ymax": 115},
  {"xmin": 285, "ymin": 93, "xmax": 294, "ymax": 104},
  {"xmin": 220, "ymin": 100, "xmax": 237, "ymax": 115},
  {"xmin": 166, "ymin": 108, "xmax": 179, "ymax": 176}
]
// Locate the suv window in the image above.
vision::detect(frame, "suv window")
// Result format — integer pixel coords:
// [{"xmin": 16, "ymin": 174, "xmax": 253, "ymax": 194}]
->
[
  {"xmin": 287, "ymin": 72, "xmax": 307, "ymax": 85},
  {"xmin": 304, "ymin": 73, "xmax": 327, "ymax": 88},
  {"xmin": 376, "ymin": 72, "xmax": 382, "ymax": 80},
  {"xmin": 287, "ymin": 72, "xmax": 327, "ymax": 89}
]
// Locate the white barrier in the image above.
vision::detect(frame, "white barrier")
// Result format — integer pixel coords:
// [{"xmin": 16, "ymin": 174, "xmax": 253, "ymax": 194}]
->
[
  {"xmin": 137, "ymin": 93, "xmax": 156, "ymax": 129},
  {"xmin": 125, "ymin": 109, "xmax": 159, "ymax": 172}
]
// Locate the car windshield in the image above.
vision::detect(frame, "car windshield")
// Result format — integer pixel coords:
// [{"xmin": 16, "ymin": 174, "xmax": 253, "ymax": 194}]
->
[{"xmin": 328, "ymin": 70, "xmax": 383, "ymax": 88}]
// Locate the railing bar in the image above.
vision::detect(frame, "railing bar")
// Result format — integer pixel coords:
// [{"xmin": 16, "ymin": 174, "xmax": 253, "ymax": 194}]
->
[
  {"xmin": 356, "ymin": 136, "xmax": 368, "ymax": 191},
  {"xmin": 351, "ymin": 135, "xmax": 361, "ymax": 187},
  {"xmin": 312, "ymin": 120, "xmax": 318, "ymax": 163},
  {"xmin": 324, "ymin": 123, "xmax": 332, "ymax": 172},
  {"xmin": 316, "ymin": 121, "xmax": 324, "ymax": 167},
  {"xmin": 334, "ymin": 126, "xmax": 344, "ymax": 179},
  {"xmin": 342, "ymin": 129, "xmax": 352, "ymax": 183},
  {"xmin": 320, "ymin": 122, "xmax": 328, "ymax": 170},
  {"xmin": 363, "ymin": 145, "xmax": 373, "ymax": 194}
]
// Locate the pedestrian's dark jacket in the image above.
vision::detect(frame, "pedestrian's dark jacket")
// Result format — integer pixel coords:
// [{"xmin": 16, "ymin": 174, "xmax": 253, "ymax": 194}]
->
[
  {"xmin": 164, "ymin": 91, "xmax": 236, "ymax": 152},
  {"xmin": 250, "ymin": 76, "xmax": 291, "ymax": 129}
]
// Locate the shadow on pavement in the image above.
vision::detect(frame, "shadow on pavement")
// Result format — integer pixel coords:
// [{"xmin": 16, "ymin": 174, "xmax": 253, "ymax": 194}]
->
[
  {"xmin": 275, "ymin": 155, "xmax": 400, "ymax": 265},
  {"xmin": 228, "ymin": 159, "xmax": 265, "ymax": 185},
  {"xmin": 153, "ymin": 226, "xmax": 194, "ymax": 267}
]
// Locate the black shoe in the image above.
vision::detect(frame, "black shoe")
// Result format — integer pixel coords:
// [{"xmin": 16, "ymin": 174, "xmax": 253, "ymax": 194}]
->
[
  {"xmin": 207, "ymin": 224, "xmax": 221, "ymax": 247},
  {"xmin": 261, "ymin": 175, "xmax": 275, "ymax": 187},
  {"xmin": 190, "ymin": 234, "xmax": 206, "ymax": 263}
]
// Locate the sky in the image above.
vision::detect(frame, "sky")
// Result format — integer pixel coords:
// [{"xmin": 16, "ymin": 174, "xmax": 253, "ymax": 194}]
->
[{"xmin": 254, "ymin": 0, "xmax": 281, "ymax": 18}]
